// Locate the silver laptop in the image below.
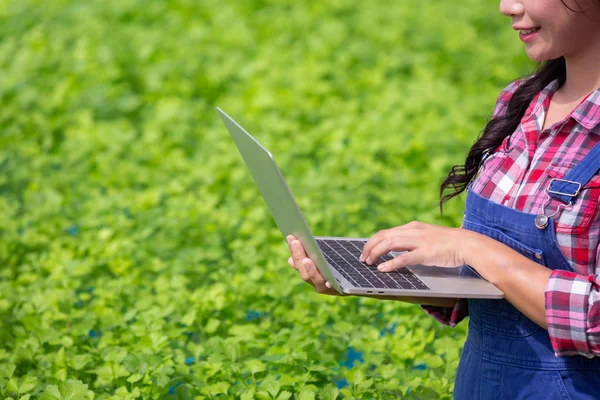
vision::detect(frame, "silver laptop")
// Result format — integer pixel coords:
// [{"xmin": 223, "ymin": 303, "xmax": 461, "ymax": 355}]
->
[{"xmin": 217, "ymin": 107, "xmax": 503, "ymax": 299}]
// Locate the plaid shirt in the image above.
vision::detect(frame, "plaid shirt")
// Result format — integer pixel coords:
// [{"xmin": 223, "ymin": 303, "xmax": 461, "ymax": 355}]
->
[{"xmin": 422, "ymin": 77, "xmax": 600, "ymax": 358}]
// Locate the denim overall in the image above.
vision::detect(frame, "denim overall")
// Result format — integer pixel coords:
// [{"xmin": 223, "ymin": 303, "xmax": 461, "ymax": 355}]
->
[{"xmin": 453, "ymin": 143, "xmax": 600, "ymax": 400}]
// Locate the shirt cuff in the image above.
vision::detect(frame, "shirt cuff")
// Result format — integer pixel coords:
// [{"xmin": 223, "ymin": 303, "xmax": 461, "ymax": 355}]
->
[
  {"xmin": 421, "ymin": 298, "xmax": 468, "ymax": 328},
  {"xmin": 545, "ymin": 269, "xmax": 596, "ymax": 358}
]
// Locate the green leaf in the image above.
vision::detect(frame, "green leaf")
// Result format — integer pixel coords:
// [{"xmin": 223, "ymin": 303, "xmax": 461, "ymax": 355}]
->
[
  {"xmin": 357, "ymin": 379, "xmax": 373, "ymax": 390},
  {"xmin": 265, "ymin": 381, "xmax": 281, "ymax": 398},
  {"xmin": 245, "ymin": 359, "xmax": 266, "ymax": 375},
  {"xmin": 7, "ymin": 378, "xmax": 19, "ymax": 393},
  {"xmin": 54, "ymin": 369, "xmax": 67, "ymax": 381},
  {"xmin": 240, "ymin": 388, "xmax": 255, "ymax": 400},
  {"xmin": 206, "ymin": 382, "xmax": 229, "ymax": 396},
  {"xmin": 101, "ymin": 347, "xmax": 128, "ymax": 363},
  {"xmin": 379, "ymin": 364, "xmax": 397, "ymax": 380},
  {"xmin": 319, "ymin": 384, "xmax": 339, "ymax": 400},
  {"xmin": 0, "ymin": 364, "xmax": 15, "ymax": 379},
  {"xmin": 205, "ymin": 319, "xmax": 220, "ymax": 334},
  {"xmin": 332, "ymin": 322, "xmax": 353, "ymax": 334},
  {"xmin": 152, "ymin": 373, "xmax": 170, "ymax": 388},
  {"xmin": 39, "ymin": 379, "xmax": 88, "ymax": 400},
  {"xmin": 346, "ymin": 368, "xmax": 365, "ymax": 385},
  {"xmin": 70, "ymin": 355, "xmax": 92, "ymax": 371},
  {"xmin": 55, "ymin": 347, "xmax": 67, "ymax": 368},
  {"xmin": 20, "ymin": 376, "xmax": 36, "ymax": 393},
  {"xmin": 181, "ymin": 311, "xmax": 196, "ymax": 326},
  {"xmin": 126, "ymin": 373, "xmax": 143, "ymax": 383},
  {"xmin": 256, "ymin": 391, "xmax": 271, "ymax": 400},
  {"xmin": 298, "ymin": 388, "xmax": 315, "ymax": 400},
  {"xmin": 6, "ymin": 376, "xmax": 37, "ymax": 395},
  {"xmin": 276, "ymin": 390, "xmax": 292, "ymax": 400}
]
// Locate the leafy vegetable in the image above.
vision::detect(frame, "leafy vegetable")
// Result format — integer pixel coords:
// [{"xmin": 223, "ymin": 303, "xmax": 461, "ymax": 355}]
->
[{"xmin": 0, "ymin": 0, "xmax": 530, "ymax": 398}]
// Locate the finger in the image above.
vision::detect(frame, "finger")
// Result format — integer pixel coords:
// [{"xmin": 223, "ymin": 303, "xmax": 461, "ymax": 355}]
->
[
  {"xmin": 359, "ymin": 229, "xmax": 387, "ymax": 263},
  {"xmin": 303, "ymin": 258, "xmax": 327, "ymax": 289},
  {"xmin": 291, "ymin": 240, "xmax": 310, "ymax": 281},
  {"xmin": 291, "ymin": 239, "xmax": 308, "ymax": 264},
  {"xmin": 286, "ymin": 236, "xmax": 301, "ymax": 265},
  {"xmin": 360, "ymin": 222, "xmax": 423, "ymax": 262},
  {"xmin": 366, "ymin": 233, "xmax": 418, "ymax": 266},
  {"xmin": 303, "ymin": 258, "xmax": 340, "ymax": 295},
  {"xmin": 377, "ymin": 250, "xmax": 423, "ymax": 272},
  {"xmin": 363, "ymin": 237, "xmax": 393, "ymax": 265},
  {"xmin": 287, "ymin": 237, "xmax": 301, "ymax": 273},
  {"xmin": 287, "ymin": 236, "xmax": 312, "ymax": 283},
  {"xmin": 288, "ymin": 256, "xmax": 296, "ymax": 269}
]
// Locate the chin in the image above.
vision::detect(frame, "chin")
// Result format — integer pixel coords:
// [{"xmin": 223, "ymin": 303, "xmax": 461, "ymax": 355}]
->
[
  {"xmin": 525, "ymin": 46, "xmax": 563, "ymax": 63},
  {"xmin": 525, "ymin": 50, "xmax": 555, "ymax": 63},
  {"xmin": 526, "ymin": 54, "xmax": 549, "ymax": 63}
]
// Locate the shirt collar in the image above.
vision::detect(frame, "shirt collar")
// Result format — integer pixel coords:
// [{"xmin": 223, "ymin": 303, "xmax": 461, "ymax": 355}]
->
[
  {"xmin": 571, "ymin": 83, "xmax": 600, "ymax": 130},
  {"xmin": 533, "ymin": 78, "xmax": 600, "ymax": 131}
]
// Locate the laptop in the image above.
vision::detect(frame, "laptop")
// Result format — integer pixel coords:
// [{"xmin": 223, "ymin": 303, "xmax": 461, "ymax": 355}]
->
[{"xmin": 217, "ymin": 107, "xmax": 504, "ymax": 299}]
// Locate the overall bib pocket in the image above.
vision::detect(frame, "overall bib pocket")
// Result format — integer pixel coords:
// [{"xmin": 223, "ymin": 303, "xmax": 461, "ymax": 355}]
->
[{"xmin": 546, "ymin": 161, "xmax": 600, "ymax": 235}]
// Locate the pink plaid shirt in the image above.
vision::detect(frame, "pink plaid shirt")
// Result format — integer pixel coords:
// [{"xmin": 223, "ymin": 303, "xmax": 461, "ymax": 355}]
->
[{"xmin": 423, "ymin": 77, "xmax": 600, "ymax": 357}]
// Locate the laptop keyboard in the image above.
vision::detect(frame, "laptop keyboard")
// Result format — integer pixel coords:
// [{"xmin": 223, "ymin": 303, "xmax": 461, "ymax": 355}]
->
[{"xmin": 317, "ymin": 239, "xmax": 430, "ymax": 291}]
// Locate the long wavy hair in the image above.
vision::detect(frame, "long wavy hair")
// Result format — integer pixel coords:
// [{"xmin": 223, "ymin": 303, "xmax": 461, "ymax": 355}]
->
[
  {"xmin": 437, "ymin": 57, "xmax": 566, "ymax": 213},
  {"xmin": 437, "ymin": 0, "xmax": 600, "ymax": 214}
]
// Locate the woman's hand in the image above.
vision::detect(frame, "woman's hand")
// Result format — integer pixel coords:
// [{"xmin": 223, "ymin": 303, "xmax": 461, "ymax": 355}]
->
[
  {"xmin": 285, "ymin": 232, "xmax": 460, "ymax": 307},
  {"xmin": 286, "ymin": 235, "xmax": 347, "ymax": 296},
  {"xmin": 360, "ymin": 221, "xmax": 471, "ymax": 272}
]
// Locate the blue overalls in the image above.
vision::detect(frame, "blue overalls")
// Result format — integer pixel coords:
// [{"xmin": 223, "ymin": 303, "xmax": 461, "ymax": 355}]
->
[{"xmin": 453, "ymin": 143, "xmax": 600, "ymax": 399}]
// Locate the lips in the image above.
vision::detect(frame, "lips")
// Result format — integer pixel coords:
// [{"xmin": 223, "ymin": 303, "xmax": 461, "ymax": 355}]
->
[
  {"xmin": 520, "ymin": 27, "xmax": 541, "ymax": 35},
  {"xmin": 513, "ymin": 25, "xmax": 541, "ymax": 34},
  {"xmin": 518, "ymin": 27, "xmax": 540, "ymax": 43}
]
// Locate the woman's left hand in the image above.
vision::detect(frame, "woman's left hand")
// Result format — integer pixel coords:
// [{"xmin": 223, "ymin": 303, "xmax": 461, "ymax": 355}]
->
[{"xmin": 359, "ymin": 221, "xmax": 473, "ymax": 272}]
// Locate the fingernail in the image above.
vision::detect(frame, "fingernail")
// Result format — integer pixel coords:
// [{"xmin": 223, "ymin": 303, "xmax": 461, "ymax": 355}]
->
[
  {"xmin": 378, "ymin": 265, "xmax": 388, "ymax": 271},
  {"xmin": 359, "ymin": 255, "xmax": 364, "ymax": 262},
  {"xmin": 366, "ymin": 258, "xmax": 371, "ymax": 265},
  {"xmin": 326, "ymin": 282, "xmax": 331, "ymax": 288}
]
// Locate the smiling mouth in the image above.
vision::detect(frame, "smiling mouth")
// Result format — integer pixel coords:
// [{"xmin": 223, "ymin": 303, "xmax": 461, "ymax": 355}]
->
[{"xmin": 520, "ymin": 27, "xmax": 541, "ymax": 35}]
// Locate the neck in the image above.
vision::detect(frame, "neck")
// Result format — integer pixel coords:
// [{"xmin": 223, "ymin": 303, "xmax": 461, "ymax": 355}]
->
[{"xmin": 561, "ymin": 39, "xmax": 600, "ymax": 101}]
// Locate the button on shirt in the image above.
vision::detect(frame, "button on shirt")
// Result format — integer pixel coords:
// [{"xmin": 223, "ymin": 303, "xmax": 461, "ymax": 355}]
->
[{"xmin": 422, "ymin": 77, "xmax": 600, "ymax": 358}]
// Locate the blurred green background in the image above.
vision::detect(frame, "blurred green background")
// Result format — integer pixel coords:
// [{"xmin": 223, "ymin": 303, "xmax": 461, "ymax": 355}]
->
[{"xmin": 0, "ymin": 0, "xmax": 532, "ymax": 399}]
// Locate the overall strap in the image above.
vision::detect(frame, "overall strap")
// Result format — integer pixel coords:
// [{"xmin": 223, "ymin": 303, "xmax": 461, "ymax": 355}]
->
[{"xmin": 548, "ymin": 141, "xmax": 600, "ymax": 204}]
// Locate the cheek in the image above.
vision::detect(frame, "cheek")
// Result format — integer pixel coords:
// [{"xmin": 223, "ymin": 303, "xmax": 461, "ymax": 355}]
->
[
  {"xmin": 536, "ymin": 17, "xmax": 585, "ymax": 57},
  {"xmin": 530, "ymin": 1, "xmax": 600, "ymax": 58},
  {"xmin": 561, "ymin": 17, "xmax": 600, "ymax": 53},
  {"xmin": 523, "ymin": 28, "xmax": 564, "ymax": 61}
]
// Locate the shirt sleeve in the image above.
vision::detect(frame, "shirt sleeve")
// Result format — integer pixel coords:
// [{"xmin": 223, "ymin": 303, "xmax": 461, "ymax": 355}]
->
[
  {"xmin": 420, "ymin": 78, "xmax": 526, "ymax": 326},
  {"xmin": 421, "ymin": 298, "xmax": 469, "ymax": 327},
  {"xmin": 544, "ymin": 246, "xmax": 600, "ymax": 357}
]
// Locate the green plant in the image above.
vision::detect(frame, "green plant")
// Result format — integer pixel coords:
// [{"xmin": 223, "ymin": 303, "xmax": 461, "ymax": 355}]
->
[{"xmin": 0, "ymin": 0, "xmax": 531, "ymax": 398}]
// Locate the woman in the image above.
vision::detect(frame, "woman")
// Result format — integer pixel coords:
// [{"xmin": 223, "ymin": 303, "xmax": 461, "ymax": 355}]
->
[{"xmin": 286, "ymin": 0, "xmax": 600, "ymax": 398}]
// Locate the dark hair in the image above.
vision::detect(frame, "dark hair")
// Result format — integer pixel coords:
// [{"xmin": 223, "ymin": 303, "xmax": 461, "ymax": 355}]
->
[{"xmin": 437, "ymin": 57, "xmax": 566, "ymax": 213}]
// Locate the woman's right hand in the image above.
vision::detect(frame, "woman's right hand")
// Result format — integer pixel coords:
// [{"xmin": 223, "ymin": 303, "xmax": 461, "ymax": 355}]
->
[{"xmin": 286, "ymin": 235, "xmax": 347, "ymax": 296}]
